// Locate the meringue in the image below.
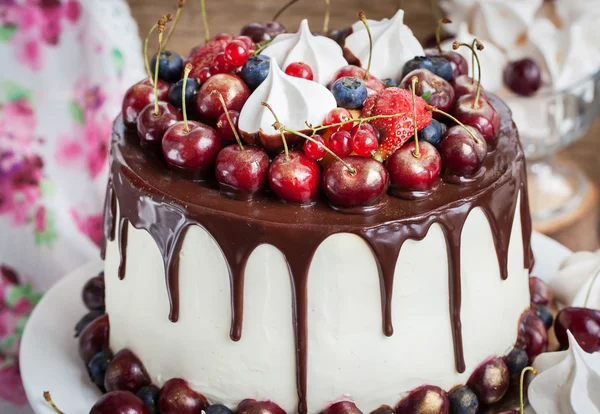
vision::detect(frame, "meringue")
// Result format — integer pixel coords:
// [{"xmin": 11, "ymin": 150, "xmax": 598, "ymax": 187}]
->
[
  {"xmin": 238, "ymin": 60, "xmax": 337, "ymax": 143},
  {"xmin": 550, "ymin": 250, "xmax": 600, "ymax": 307},
  {"xmin": 344, "ymin": 9, "xmax": 424, "ymax": 81},
  {"xmin": 260, "ymin": 19, "xmax": 347, "ymax": 86},
  {"xmin": 529, "ymin": 331, "xmax": 600, "ymax": 414},
  {"xmin": 555, "ymin": 0, "xmax": 600, "ymax": 26}
]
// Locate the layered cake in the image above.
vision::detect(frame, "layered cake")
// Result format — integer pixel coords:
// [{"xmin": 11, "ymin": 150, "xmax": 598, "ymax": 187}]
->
[{"xmin": 70, "ymin": 5, "xmax": 553, "ymax": 414}]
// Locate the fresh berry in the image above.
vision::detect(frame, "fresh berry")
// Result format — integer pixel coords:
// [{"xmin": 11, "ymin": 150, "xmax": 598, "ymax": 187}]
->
[
  {"xmin": 82, "ymin": 273, "xmax": 105, "ymax": 311},
  {"xmin": 169, "ymin": 78, "xmax": 201, "ymax": 109},
  {"xmin": 438, "ymin": 125, "xmax": 487, "ymax": 177},
  {"xmin": 241, "ymin": 55, "xmax": 271, "ymax": 90},
  {"xmin": 361, "ymin": 88, "xmax": 432, "ymax": 161},
  {"xmin": 503, "ymin": 58, "xmax": 541, "ymax": 96},
  {"xmin": 136, "ymin": 102, "xmax": 182, "ymax": 149},
  {"xmin": 419, "ymin": 119, "xmax": 447, "ymax": 146},
  {"xmin": 453, "ymin": 94, "xmax": 500, "ymax": 146},
  {"xmin": 329, "ymin": 131, "xmax": 353, "ymax": 157},
  {"xmin": 104, "ymin": 348, "xmax": 150, "ymax": 393},
  {"xmin": 197, "ymin": 67, "xmax": 213, "ymax": 83},
  {"xmin": 466, "ymin": 357, "xmax": 510, "ymax": 405},
  {"xmin": 320, "ymin": 401, "xmax": 363, "ymax": 414},
  {"xmin": 331, "ymin": 77, "xmax": 368, "ymax": 109},
  {"xmin": 90, "ymin": 391, "xmax": 150, "ymax": 414},
  {"xmin": 383, "ymin": 78, "xmax": 399, "ymax": 88},
  {"xmin": 216, "ymin": 110, "xmax": 240, "ymax": 142},
  {"xmin": 529, "ymin": 276, "xmax": 553, "ymax": 307},
  {"xmin": 78, "ymin": 313, "xmax": 109, "ymax": 364},
  {"xmin": 215, "ymin": 145, "xmax": 270, "ymax": 199},
  {"xmin": 402, "ymin": 56, "xmax": 435, "ymax": 78},
  {"xmin": 504, "ymin": 347, "xmax": 529, "ymax": 378},
  {"xmin": 285, "ymin": 62, "xmax": 314, "ymax": 80},
  {"xmin": 429, "ymin": 55, "xmax": 454, "ymax": 82},
  {"xmin": 188, "ymin": 39, "xmax": 228, "ymax": 73},
  {"xmin": 452, "ymin": 75, "xmax": 485, "ymax": 100},
  {"xmin": 386, "ymin": 141, "xmax": 441, "ymax": 197},
  {"xmin": 396, "ymin": 385, "xmax": 450, "ymax": 414},
  {"xmin": 555, "ymin": 307, "xmax": 600, "ymax": 353},
  {"xmin": 195, "ymin": 74, "xmax": 251, "ymax": 122},
  {"xmin": 87, "ymin": 349, "xmax": 113, "ymax": 392},
  {"xmin": 159, "ymin": 378, "xmax": 208, "ymax": 414},
  {"xmin": 303, "ymin": 134, "xmax": 327, "ymax": 160},
  {"xmin": 234, "ymin": 36, "xmax": 254, "ymax": 51},
  {"xmin": 322, "ymin": 157, "xmax": 389, "ymax": 210},
  {"xmin": 214, "ymin": 33, "xmax": 234, "ymax": 42},
  {"xmin": 533, "ymin": 303, "xmax": 554, "ymax": 329},
  {"xmin": 136, "ymin": 385, "xmax": 160, "ymax": 414},
  {"xmin": 224, "ymin": 40, "xmax": 250, "ymax": 67},
  {"xmin": 351, "ymin": 123, "xmax": 379, "ymax": 157},
  {"xmin": 210, "ymin": 53, "xmax": 235, "ymax": 74},
  {"xmin": 74, "ymin": 310, "xmax": 104, "ymax": 338},
  {"xmin": 517, "ymin": 309, "xmax": 549, "ymax": 362},
  {"xmin": 323, "ymin": 108, "xmax": 354, "ymax": 134},
  {"xmin": 263, "ymin": 21, "xmax": 287, "ymax": 39},
  {"xmin": 448, "ymin": 385, "xmax": 479, "ymax": 414},
  {"xmin": 240, "ymin": 21, "xmax": 286, "ymax": 43},
  {"xmin": 237, "ymin": 399, "xmax": 286, "ymax": 414},
  {"xmin": 121, "ymin": 79, "xmax": 170, "ymax": 125},
  {"xmin": 427, "ymin": 50, "xmax": 469, "ymax": 78},
  {"xmin": 330, "ymin": 65, "xmax": 386, "ymax": 95},
  {"xmin": 268, "ymin": 150, "xmax": 321, "ymax": 205},
  {"xmin": 150, "ymin": 51, "xmax": 184, "ymax": 83},
  {"xmin": 400, "ymin": 69, "xmax": 455, "ymax": 115},
  {"xmin": 205, "ymin": 404, "xmax": 235, "ymax": 414}
]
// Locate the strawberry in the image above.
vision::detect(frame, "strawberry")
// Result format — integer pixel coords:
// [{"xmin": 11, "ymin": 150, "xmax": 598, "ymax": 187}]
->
[
  {"xmin": 186, "ymin": 38, "xmax": 229, "ymax": 78},
  {"xmin": 362, "ymin": 87, "xmax": 432, "ymax": 161}
]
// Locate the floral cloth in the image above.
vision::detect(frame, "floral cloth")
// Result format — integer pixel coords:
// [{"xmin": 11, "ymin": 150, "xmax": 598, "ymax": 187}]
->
[{"xmin": 0, "ymin": 0, "xmax": 144, "ymax": 410}]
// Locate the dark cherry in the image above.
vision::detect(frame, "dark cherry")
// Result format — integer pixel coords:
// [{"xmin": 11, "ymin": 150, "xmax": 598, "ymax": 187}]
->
[
  {"xmin": 369, "ymin": 406, "xmax": 394, "ymax": 414},
  {"xmin": 78, "ymin": 313, "xmax": 109, "ymax": 364},
  {"xmin": 504, "ymin": 347, "xmax": 529, "ymax": 378},
  {"xmin": 441, "ymin": 52, "xmax": 469, "ymax": 78},
  {"xmin": 237, "ymin": 399, "xmax": 286, "ymax": 414},
  {"xmin": 162, "ymin": 121, "xmax": 222, "ymax": 180},
  {"xmin": 122, "ymin": 79, "xmax": 170, "ymax": 125},
  {"xmin": 136, "ymin": 385, "xmax": 160, "ymax": 414},
  {"xmin": 215, "ymin": 145, "xmax": 270, "ymax": 199},
  {"xmin": 516, "ymin": 309, "xmax": 548, "ymax": 363},
  {"xmin": 104, "ymin": 348, "xmax": 150, "ymax": 394},
  {"xmin": 555, "ymin": 307, "xmax": 600, "ymax": 353},
  {"xmin": 268, "ymin": 150, "xmax": 321, "ymax": 205},
  {"xmin": 503, "ymin": 58, "xmax": 541, "ymax": 96},
  {"xmin": 330, "ymin": 65, "xmax": 385, "ymax": 95},
  {"xmin": 322, "ymin": 157, "xmax": 389, "ymax": 210},
  {"xmin": 88, "ymin": 349, "xmax": 113, "ymax": 392},
  {"xmin": 90, "ymin": 391, "xmax": 150, "ymax": 414},
  {"xmin": 395, "ymin": 385, "xmax": 450, "ymax": 414},
  {"xmin": 150, "ymin": 50, "xmax": 184, "ymax": 83},
  {"xmin": 320, "ymin": 401, "xmax": 363, "ymax": 414},
  {"xmin": 82, "ymin": 273, "xmax": 105, "ymax": 311},
  {"xmin": 453, "ymin": 94, "xmax": 500, "ymax": 146},
  {"xmin": 453, "ymin": 75, "xmax": 486, "ymax": 100},
  {"xmin": 529, "ymin": 276, "xmax": 553, "ymax": 307},
  {"xmin": 216, "ymin": 110, "xmax": 240, "ymax": 142},
  {"xmin": 239, "ymin": 23, "xmax": 268, "ymax": 43},
  {"xmin": 74, "ymin": 309, "xmax": 104, "ymax": 338},
  {"xmin": 195, "ymin": 74, "xmax": 251, "ymax": 122},
  {"xmin": 136, "ymin": 102, "xmax": 182, "ymax": 149},
  {"xmin": 263, "ymin": 21, "xmax": 287, "ymax": 38},
  {"xmin": 159, "ymin": 378, "xmax": 208, "ymax": 414},
  {"xmin": 386, "ymin": 141, "xmax": 441, "ymax": 198},
  {"xmin": 466, "ymin": 357, "xmax": 510, "ymax": 405},
  {"xmin": 400, "ymin": 69, "xmax": 455, "ymax": 116},
  {"xmin": 205, "ymin": 404, "xmax": 235, "ymax": 414},
  {"xmin": 448, "ymin": 385, "xmax": 479, "ymax": 414},
  {"xmin": 326, "ymin": 26, "xmax": 352, "ymax": 46},
  {"xmin": 533, "ymin": 303, "xmax": 554, "ymax": 329},
  {"xmin": 438, "ymin": 126, "xmax": 487, "ymax": 178}
]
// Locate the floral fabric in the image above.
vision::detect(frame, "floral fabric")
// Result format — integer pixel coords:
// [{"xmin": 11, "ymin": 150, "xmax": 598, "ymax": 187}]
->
[{"xmin": 0, "ymin": 0, "xmax": 144, "ymax": 410}]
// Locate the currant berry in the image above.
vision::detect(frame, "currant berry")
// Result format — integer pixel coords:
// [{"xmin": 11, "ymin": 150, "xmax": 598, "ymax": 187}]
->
[{"xmin": 303, "ymin": 134, "xmax": 327, "ymax": 160}]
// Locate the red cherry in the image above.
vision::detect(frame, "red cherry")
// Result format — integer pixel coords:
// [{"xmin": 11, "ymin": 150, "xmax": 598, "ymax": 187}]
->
[
  {"xmin": 216, "ymin": 110, "xmax": 240, "ymax": 142},
  {"xmin": 121, "ymin": 79, "xmax": 170, "ymax": 125},
  {"xmin": 320, "ymin": 401, "xmax": 363, "ymax": 414},
  {"xmin": 136, "ymin": 102, "xmax": 182, "ymax": 149},
  {"xmin": 453, "ymin": 94, "xmax": 500, "ymax": 146},
  {"xmin": 323, "ymin": 108, "xmax": 354, "ymax": 134},
  {"xmin": 78, "ymin": 314, "xmax": 109, "ymax": 364},
  {"xmin": 159, "ymin": 378, "xmax": 208, "ymax": 414},
  {"xmin": 214, "ymin": 33, "xmax": 234, "ymax": 42},
  {"xmin": 329, "ymin": 131, "xmax": 353, "ymax": 157},
  {"xmin": 90, "ymin": 391, "xmax": 149, "ymax": 414},
  {"xmin": 234, "ymin": 35, "xmax": 255, "ymax": 51},
  {"xmin": 395, "ymin": 385, "xmax": 450, "ymax": 414},
  {"xmin": 285, "ymin": 62, "xmax": 314, "ymax": 80},
  {"xmin": 237, "ymin": 399, "xmax": 286, "ymax": 414},
  {"xmin": 162, "ymin": 121, "xmax": 222, "ymax": 180},
  {"xmin": 453, "ymin": 75, "xmax": 487, "ymax": 100},
  {"xmin": 195, "ymin": 74, "xmax": 251, "ymax": 122},
  {"xmin": 467, "ymin": 357, "xmax": 510, "ymax": 404},
  {"xmin": 386, "ymin": 141, "xmax": 441, "ymax": 198},
  {"xmin": 517, "ymin": 309, "xmax": 548, "ymax": 362},
  {"xmin": 399, "ymin": 69, "xmax": 456, "ymax": 117},
  {"xmin": 215, "ymin": 145, "xmax": 270, "ymax": 199},
  {"xmin": 438, "ymin": 125, "xmax": 487, "ymax": 178},
  {"xmin": 195, "ymin": 67, "xmax": 212, "ymax": 84},
  {"xmin": 268, "ymin": 150, "xmax": 321, "ymax": 205},
  {"xmin": 224, "ymin": 40, "xmax": 250, "ymax": 67},
  {"xmin": 555, "ymin": 307, "xmax": 600, "ymax": 353},
  {"xmin": 503, "ymin": 58, "xmax": 541, "ymax": 96},
  {"xmin": 104, "ymin": 349, "xmax": 150, "ymax": 394},
  {"xmin": 303, "ymin": 134, "xmax": 327, "ymax": 160},
  {"xmin": 82, "ymin": 273, "xmax": 105, "ymax": 311},
  {"xmin": 210, "ymin": 53, "xmax": 235, "ymax": 74},
  {"xmin": 351, "ymin": 123, "xmax": 379, "ymax": 157},
  {"xmin": 441, "ymin": 51, "xmax": 469, "ymax": 78},
  {"xmin": 529, "ymin": 276, "xmax": 553, "ymax": 307}
]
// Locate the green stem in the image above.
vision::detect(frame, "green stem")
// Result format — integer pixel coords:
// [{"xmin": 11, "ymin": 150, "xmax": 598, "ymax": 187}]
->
[
  {"xmin": 182, "ymin": 64, "xmax": 192, "ymax": 131},
  {"xmin": 273, "ymin": 0, "xmax": 299, "ymax": 21},
  {"xmin": 453, "ymin": 40, "xmax": 484, "ymax": 108},
  {"xmin": 359, "ymin": 11, "xmax": 373, "ymax": 81},
  {"xmin": 43, "ymin": 392, "xmax": 65, "ymax": 414},
  {"xmin": 214, "ymin": 91, "xmax": 244, "ymax": 150},
  {"xmin": 584, "ymin": 266, "xmax": 600, "ymax": 308},
  {"xmin": 520, "ymin": 367, "xmax": 538, "ymax": 413},
  {"xmin": 427, "ymin": 105, "xmax": 481, "ymax": 143},
  {"xmin": 261, "ymin": 102, "xmax": 289, "ymax": 159},
  {"xmin": 253, "ymin": 39, "xmax": 274, "ymax": 56},
  {"xmin": 164, "ymin": 1, "xmax": 185, "ymax": 50},
  {"xmin": 144, "ymin": 22, "xmax": 160, "ymax": 85},
  {"xmin": 154, "ymin": 28, "xmax": 164, "ymax": 116},
  {"xmin": 411, "ymin": 76, "xmax": 420, "ymax": 157},
  {"xmin": 322, "ymin": 0, "xmax": 330, "ymax": 33},
  {"xmin": 436, "ymin": 17, "xmax": 451, "ymax": 53},
  {"xmin": 200, "ymin": 0, "xmax": 210, "ymax": 42},
  {"xmin": 309, "ymin": 112, "xmax": 405, "ymax": 134}
]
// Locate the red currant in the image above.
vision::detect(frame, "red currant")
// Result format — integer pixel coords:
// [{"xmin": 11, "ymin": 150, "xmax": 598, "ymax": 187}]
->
[
  {"xmin": 303, "ymin": 134, "xmax": 327, "ymax": 160},
  {"xmin": 214, "ymin": 33, "xmax": 233, "ymax": 42},
  {"xmin": 224, "ymin": 40, "xmax": 250, "ymax": 67},
  {"xmin": 285, "ymin": 62, "xmax": 314, "ymax": 81},
  {"xmin": 210, "ymin": 53, "xmax": 235, "ymax": 74},
  {"xmin": 197, "ymin": 67, "xmax": 212, "ymax": 84},
  {"xmin": 323, "ymin": 108, "xmax": 354, "ymax": 134},
  {"xmin": 329, "ymin": 131, "xmax": 353, "ymax": 157},
  {"xmin": 234, "ymin": 36, "xmax": 255, "ymax": 51},
  {"xmin": 351, "ymin": 124, "xmax": 379, "ymax": 157}
]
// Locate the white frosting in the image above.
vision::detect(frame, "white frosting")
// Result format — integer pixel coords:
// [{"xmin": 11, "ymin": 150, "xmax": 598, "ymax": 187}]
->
[
  {"xmin": 529, "ymin": 331, "xmax": 600, "ymax": 414},
  {"xmin": 555, "ymin": 0, "xmax": 600, "ymax": 26},
  {"xmin": 104, "ymin": 194, "xmax": 530, "ymax": 413},
  {"xmin": 259, "ymin": 19, "xmax": 347, "ymax": 86},
  {"xmin": 550, "ymin": 249, "xmax": 600, "ymax": 309},
  {"xmin": 237, "ymin": 60, "xmax": 337, "ymax": 138},
  {"xmin": 344, "ymin": 10, "xmax": 424, "ymax": 81}
]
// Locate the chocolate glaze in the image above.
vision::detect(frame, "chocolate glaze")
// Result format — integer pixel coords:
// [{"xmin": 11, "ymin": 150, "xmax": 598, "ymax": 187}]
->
[{"xmin": 105, "ymin": 95, "xmax": 533, "ymax": 413}]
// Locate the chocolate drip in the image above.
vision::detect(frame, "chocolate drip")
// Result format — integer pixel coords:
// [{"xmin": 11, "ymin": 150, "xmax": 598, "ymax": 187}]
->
[
  {"xmin": 102, "ymin": 95, "xmax": 533, "ymax": 413},
  {"xmin": 100, "ymin": 180, "xmax": 117, "ymax": 260}
]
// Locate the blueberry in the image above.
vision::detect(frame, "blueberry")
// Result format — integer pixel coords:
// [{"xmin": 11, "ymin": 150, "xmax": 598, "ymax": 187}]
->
[
  {"xmin": 382, "ymin": 78, "xmax": 399, "ymax": 88},
  {"xmin": 430, "ymin": 56, "xmax": 454, "ymax": 82},
  {"xmin": 448, "ymin": 385, "xmax": 479, "ymax": 414},
  {"xmin": 402, "ymin": 56, "xmax": 435, "ymax": 78},
  {"xmin": 241, "ymin": 55, "xmax": 271, "ymax": 90},
  {"xmin": 419, "ymin": 119, "xmax": 447, "ymax": 146},
  {"xmin": 74, "ymin": 310, "xmax": 104, "ymax": 338},
  {"xmin": 87, "ymin": 349, "xmax": 112, "ymax": 391},
  {"xmin": 504, "ymin": 347, "xmax": 529, "ymax": 377},
  {"xmin": 136, "ymin": 385, "xmax": 160, "ymax": 414},
  {"xmin": 533, "ymin": 303, "xmax": 554, "ymax": 329},
  {"xmin": 205, "ymin": 404, "xmax": 235, "ymax": 414},
  {"xmin": 169, "ymin": 78, "xmax": 201, "ymax": 109},
  {"xmin": 330, "ymin": 77, "xmax": 368, "ymax": 109},
  {"xmin": 150, "ymin": 50, "xmax": 184, "ymax": 83}
]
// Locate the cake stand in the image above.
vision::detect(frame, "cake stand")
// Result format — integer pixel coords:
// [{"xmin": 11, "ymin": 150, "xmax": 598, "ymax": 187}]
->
[{"xmin": 19, "ymin": 232, "xmax": 569, "ymax": 414}]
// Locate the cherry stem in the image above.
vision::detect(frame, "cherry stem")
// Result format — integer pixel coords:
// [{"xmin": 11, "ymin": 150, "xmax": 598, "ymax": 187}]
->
[
  {"xmin": 253, "ymin": 39, "xmax": 274, "ymax": 56},
  {"xmin": 213, "ymin": 91, "xmax": 244, "ymax": 150},
  {"xmin": 411, "ymin": 76, "xmax": 421, "ymax": 158},
  {"xmin": 584, "ymin": 266, "xmax": 600, "ymax": 308},
  {"xmin": 453, "ymin": 40, "xmax": 484, "ymax": 108},
  {"xmin": 143, "ymin": 14, "xmax": 172, "ymax": 85},
  {"xmin": 308, "ymin": 112, "xmax": 405, "ymax": 134},
  {"xmin": 322, "ymin": 0, "xmax": 331, "ymax": 33},
  {"xmin": 154, "ymin": 20, "xmax": 166, "ymax": 116},
  {"xmin": 273, "ymin": 0, "xmax": 299, "ymax": 21},
  {"xmin": 164, "ymin": 0, "xmax": 186, "ymax": 50},
  {"xmin": 436, "ymin": 17, "xmax": 451, "ymax": 52},
  {"xmin": 359, "ymin": 11, "xmax": 373, "ymax": 81},
  {"xmin": 200, "ymin": 0, "xmax": 210, "ymax": 43},
  {"xmin": 182, "ymin": 64, "xmax": 192, "ymax": 132},
  {"xmin": 261, "ymin": 102, "xmax": 289, "ymax": 159},
  {"xmin": 520, "ymin": 366, "xmax": 538, "ymax": 413},
  {"xmin": 426, "ymin": 105, "xmax": 480, "ymax": 142},
  {"xmin": 43, "ymin": 392, "xmax": 65, "ymax": 414}
]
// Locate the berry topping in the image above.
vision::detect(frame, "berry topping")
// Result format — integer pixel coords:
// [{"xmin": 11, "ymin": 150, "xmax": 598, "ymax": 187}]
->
[
  {"xmin": 350, "ymin": 123, "xmax": 379, "ymax": 157},
  {"xmin": 533, "ymin": 303, "xmax": 554, "ymax": 329},
  {"xmin": 504, "ymin": 347, "xmax": 529, "ymax": 378},
  {"xmin": 396, "ymin": 385, "xmax": 450, "ymax": 414},
  {"xmin": 205, "ymin": 404, "xmax": 235, "ymax": 414},
  {"xmin": 240, "ymin": 21, "xmax": 286, "ymax": 43},
  {"xmin": 237, "ymin": 399, "xmax": 286, "ymax": 414},
  {"xmin": 323, "ymin": 108, "xmax": 354, "ymax": 134},
  {"xmin": 453, "ymin": 75, "xmax": 483, "ymax": 100},
  {"xmin": 159, "ymin": 378, "xmax": 208, "ymax": 414},
  {"xmin": 268, "ymin": 150, "xmax": 321, "ymax": 205},
  {"xmin": 330, "ymin": 65, "xmax": 386, "ymax": 96},
  {"xmin": 104, "ymin": 348, "xmax": 150, "ymax": 394},
  {"xmin": 400, "ymin": 69, "xmax": 456, "ymax": 115},
  {"xmin": 241, "ymin": 55, "xmax": 271, "ymax": 90},
  {"xmin": 136, "ymin": 102, "xmax": 182, "ymax": 149},
  {"xmin": 419, "ymin": 119, "xmax": 447, "ymax": 147},
  {"xmin": 216, "ymin": 110, "xmax": 240, "ymax": 142},
  {"xmin": 197, "ymin": 67, "xmax": 213, "ymax": 83},
  {"xmin": 503, "ymin": 58, "xmax": 541, "ymax": 96},
  {"xmin": 87, "ymin": 349, "xmax": 112, "ymax": 392},
  {"xmin": 82, "ymin": 273, "xmax": 105, "ymax": 311},
  {"xmin": 466, "ymin": 357, "xmax": 510, "ymax": 405},
  {"xmin": 78, "ymin": 313, "xmax": 109, "ymax": 364},
  {"xmin": 387, "ymin": 141, "xmax": 441, "ymax": 197},
  {"xmin": 402, "ymin": 56, "xmax": 435, "ymax": 78},
  {"xmin": 224, "ymin": 40, "xmax": 251, "ymax": 67},
  {"xmin": 320, "ymin": 401, "xmax": 363, "ymax": 414},
  {"xmin": 168, "ymin": 78, "xmax": 200, "ymax": 109},
  {"xmin": 150, "ymin": 50, "xmax": 184, "ymax": 83},
  {"xmin": 329, "ymin": 131, "xmax": 353, "ymax": 157},
  {"xmin": 448, "ymin": 385, "xmax": 479, "ymax": 414},
  {"xmin": 439, "ymin": 51, "xmax": 469, "ymax": 78},
  {"xmin": 210, "ymin": 52, "xmax": 235, "ymax": 74},
  {"xmin": 121, "ymin": 79, "xmax": 170, "ymax": 126},
  {"xmin": 234, "ymin": 35, "xmax": 255, "ymax": 51},
  {"xmin": 74, "ymin": 310, "xmax": 104, "ymax": 338},
  {"xmin": 429, "ymin": 55, "xmax": 454, "ymax": 82},
  {"xmin": 216, "ymin": 145, "xmax": 269, "ymax": 199},
  {"xmin": 438, "ymin": 125, "xmax": 487, "ymax": 178},
  {"xmin": 453, "ymin": 94, "xmax": 500, "ymax": 146},
  {"xmin": 303, "ymin": 134, "xmax": 328, "ymax": 160},
  {"xmin": 517, "ymin": 309, "xmax": 549, "ymax": 362},
  {"xmin": 195, "ymin": 74, "xmax": 251, "ymax": 122},
  {"xmin": 370, "ymin": 406, "xmax": 394, "ymax": 414},
  {"xmin": 136, "ymin": 385, "xmax": 160, "ymax": 414},
  {"xmin": 331, "ymin": 77, "xmax": 368, "ymax": 109},
  {"xmin": 90, "ymin": 391, "xmax": 150, "ymax": 414},
  {"xmin": 285, "ymin": 62, "xmax": 314, "ymax": 80},
  {"xmin": 529, "ymin": 276, "xmax": 553, "ymax": 307},
  {"xmin": 188, "ymin": 40, "xmax": 227, "ymax": 76},
  {"xmin": 555, "ymin": 307, "xmax": 600, "ymax": 353}
]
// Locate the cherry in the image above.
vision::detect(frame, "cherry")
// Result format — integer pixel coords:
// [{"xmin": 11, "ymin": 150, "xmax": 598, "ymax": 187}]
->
[
  {"xmin": 303, "ymin": 134, "xmax": 327, "ymax": 160},
  {"xmin": 121, "ymin": 79, "xmax": 170, "ymax": 126},
  {"xmin": 234, "ymin": 35, "xmax": 254, "ymax": 51},
  {"xmin": 104, "ymin": 348, "xmax": 150, "ymax": 393},
  {"xmin": 453, "ymin": 75, "xmax": 484, "ymax": 100},
  {"xmin": 78, "ymin": 313, "xmax": 109, "ymax": 364},
  {"xmin": 555, "ymin": 307, "xmax": 600, "ymax": 353},
  {"xmin": 438, "ymin": 125, "xmax": 487, "ymax": 178},
  {"xmin": 322, "ymin": 157, "xmax": 389, "ymax": 210},
  {"xmin": 197, "ymin": 67, "xmax": 212, "ymax": 83},
  {"xmin": 285, "ymin": 62, "xmax": 314, "ymax": 80},
  {"xmin": 323, "ymin": 108, "xmax": 354, "ymax": 134},
  {"xmin": 268, "ymin": 150, "xmax": 321, "ymax": 205},
  {"xmin": 237, "ymin": 399, "xmax": 286, "ymax": 414},
  {"xmin": 90, "ymin": 391, "xmax": 150, "ymax": 414},
  {"xmin": 529, "ymin": 276, "xmax": 553, "ymax": 307},
  {"xmin": 370, "ymin": 406, "xmax": 394, "ymax": 414},
  {"xmin": 159, "ymin": 378, "xmax": 207, "ymax": 414},
  {"xmin": 214, "ymin": 33, "xmax": 234, "ymax": 42},
  {"xmin": 516, "ymin": 309, "xmax": 548, "ymax": 362},
  {"xmin": 440, "ymin": 52, "xmax": 468, "ymax": 78},
  {"xmin": 320, "ymin": 401, "xmax": 363, "ymax": 414},
  {"xmin": 326, "ymin": 26, "xmax": 352, "ymax": 47},
  {"xmin": 399, "ymin": 69, "xmax": 456, "ymax": 116},
  {"xmin": 263, "ymin": 21, "xmax": 287, "ymax": 38},
  {"xmin": 386, "ymin": 141, "xmax": 441, "ymax": 198},
  {"xmin": 329, "ymin": 131, "xmax": 353, "ymax": 157},
  {"xmin": 74, "ymin": 309, "xmax": 104, "ymax": 338},
  {"xmin": 239, "ymin": 21, "xmax": 286, "ymax": 43},
  {"xmin": 395, "ymin": 385, "xmax": 450, "ymax": 414},
  {"xmin": 82, "ymin": 273, "xmax": 105, "ymax": 311},
  {"xmin": 136, "ymin": 102, "xmax": 182, "ymax": 149},
  {"xmin": 453, "ymin": 94, "xmax": 500, "ymax": 147},
  {"xmin": 330, "ymin": 65, "xmax": 385, "ymax": 95},
  {"xmin": 350, "ymin": 123, "xmax": 379, "ymax": 157},
  {"xmin": 466, "ymin": 357, "xmax": 510, "ymax": 405},
  {"xmin": 216, "ymin": 110, "xmax": 240, "ymax": 142},
  {"xmin": 224, "ymin": 40, "xmax": 250, "ymax": 67},
  {"xmin": 210, "ymin": 52, "xmax": 235, "ymax": 74},
  {"xmin": 215, "ymin": 145, "xmax": 269, "ymax": 199},
  {"xmin": 195, "ymin": 74, "xmax": 250, "ymax": 122},
  {"xmin": 503, "ymin": 58, "xmax": 541, "ymax": 96}
]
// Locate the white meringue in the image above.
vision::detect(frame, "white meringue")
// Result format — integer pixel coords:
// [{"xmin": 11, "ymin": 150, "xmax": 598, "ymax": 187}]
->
[
  {"xmin": 260, "ymin": 19, "xmax": 347, "ymax": 86},
  {"xmin": 344, "ymin": 9, "xmax": 424, "ymax": 81},
  {"xmin": 550, "ymin": 250, "xmax": 600, "ymax": 307},
  {"xmin": 555, "ymin": 0, "xmax": 600, "ymax": 26},
  {"xmin": 529, "ymin": 331, "xmax": 600, "ymax": 414},
  {"xmin": 238, "ymin": 60, "xmax": 337, "ymax": 141}
]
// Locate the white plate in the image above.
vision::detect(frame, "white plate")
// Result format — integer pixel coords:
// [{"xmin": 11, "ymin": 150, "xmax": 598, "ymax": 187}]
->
[{"xmin": 19, "ymin": 232, "xmax": 570, "ymax": 414}]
